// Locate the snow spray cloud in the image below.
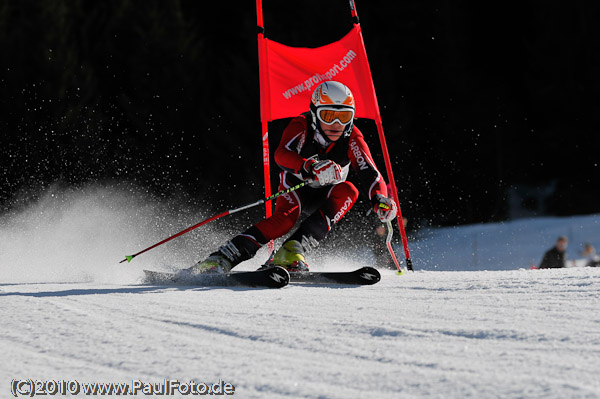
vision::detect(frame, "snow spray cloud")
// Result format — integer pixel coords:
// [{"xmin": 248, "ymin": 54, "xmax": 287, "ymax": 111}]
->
[{"xmin": 0, "ymin": 183, "xmax": 233, "ymax": 284}]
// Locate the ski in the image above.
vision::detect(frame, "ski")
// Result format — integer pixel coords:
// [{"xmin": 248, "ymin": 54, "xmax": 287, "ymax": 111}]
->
[
  {"xmin": 288, "ymin": 266, "xmax": 381, "ymax": 285},
  {"xmin": 143, "ymin": 266, "xmax": 290, "ymax": 289}
]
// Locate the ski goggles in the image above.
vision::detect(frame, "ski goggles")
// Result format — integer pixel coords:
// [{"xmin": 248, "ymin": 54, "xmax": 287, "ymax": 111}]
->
[{"xmin": 316, "ymin": 107, "xmax": 355, "ymax": 126}]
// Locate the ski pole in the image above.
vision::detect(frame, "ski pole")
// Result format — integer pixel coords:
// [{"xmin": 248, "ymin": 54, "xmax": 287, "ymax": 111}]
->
[
  {"xmin": 385, "ymin": 220, "xmax": 404, "ymax": 275},
  {"xmin": 120, "ymin": 181, "xmax": 310, "ymax": 263},
  {"xmin": 373, "ymin": 201, "xmax": 405, "ymax": 274}
]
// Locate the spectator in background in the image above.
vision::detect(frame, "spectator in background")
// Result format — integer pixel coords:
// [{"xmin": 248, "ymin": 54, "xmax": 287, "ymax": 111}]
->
[
  {"xmin": 581, "ymin": 242, "xmax": 600, "ymax": 267},
  {"xmin": 539, "ymin": 236, "xmax": 568, "ymax": 269}
]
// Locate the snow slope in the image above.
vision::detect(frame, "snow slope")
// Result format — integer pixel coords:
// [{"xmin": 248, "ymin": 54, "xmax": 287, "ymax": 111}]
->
[
  {"xmin": 2, "ymin": 269, "xmax": 599, "ymax": 399},
  {"xmin": 1, "ymin": 186, "xmax": 599, "ymax": 398},
  {"xmin": 410, "ymin": 214, "xmax": 600, "ymax": 271}
]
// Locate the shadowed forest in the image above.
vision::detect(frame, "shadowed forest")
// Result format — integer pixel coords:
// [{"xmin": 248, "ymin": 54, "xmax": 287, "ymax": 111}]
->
[{"xmin": 1, "ymin": 1, "xmax": 598, "ymax": 227}]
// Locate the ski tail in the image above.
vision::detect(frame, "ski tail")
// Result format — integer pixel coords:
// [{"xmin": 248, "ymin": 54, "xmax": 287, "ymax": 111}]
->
[{"xmin": 143, "ymin": 266, "xmax": 289, "ymax": 288}]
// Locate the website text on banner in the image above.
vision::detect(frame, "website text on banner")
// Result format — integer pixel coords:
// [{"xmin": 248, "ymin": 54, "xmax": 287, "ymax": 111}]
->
[
  {"xmin": 282, "ymin": 50, "xmax": 358, "ymax": 99},
  {"xmin": 262, "ymin": 25, "xmax": 379, "ymax": 121}
]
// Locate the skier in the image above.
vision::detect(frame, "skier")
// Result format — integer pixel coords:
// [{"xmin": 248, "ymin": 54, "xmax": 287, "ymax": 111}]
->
[
  {"xmin": 538, "ymin": 236, "xmax": 568, "ymax": 269},
  {"xmin": 183, "ymin": 81, "xmax": 397, "ymax": 275}
]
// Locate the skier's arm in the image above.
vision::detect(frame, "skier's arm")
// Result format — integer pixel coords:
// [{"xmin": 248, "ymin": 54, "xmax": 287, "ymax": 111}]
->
[
  {"xmin": 347, "ymin": 129, "xmax": 387, "ymax": 200},
  {"xmin": 348, "ymin": 129, "xmax": 398, "ymax": 222},
  {"xmin": 274, "ymin": 117, "xmax": 314, "ymax": 179}
]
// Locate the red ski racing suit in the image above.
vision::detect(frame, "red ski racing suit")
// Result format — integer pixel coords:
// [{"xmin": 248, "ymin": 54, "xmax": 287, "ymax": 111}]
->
[{"xmin": 220, "ymin": 112, "xmax": 389, "ymax": 266}]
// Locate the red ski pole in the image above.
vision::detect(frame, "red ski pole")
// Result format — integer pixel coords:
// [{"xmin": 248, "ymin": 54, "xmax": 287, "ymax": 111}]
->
[{"xmin": 119, "ymin": 181, "xmax": 310, "ymax": 264}]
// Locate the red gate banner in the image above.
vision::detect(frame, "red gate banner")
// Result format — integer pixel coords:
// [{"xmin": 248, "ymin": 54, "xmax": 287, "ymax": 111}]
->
[
  {"xmin": 261, "ymin": 24, "xmax": 380, "ymax": 122},
  {"xmin": 256, "ymin": 0, "xmax": 414, "ymax": 270}
]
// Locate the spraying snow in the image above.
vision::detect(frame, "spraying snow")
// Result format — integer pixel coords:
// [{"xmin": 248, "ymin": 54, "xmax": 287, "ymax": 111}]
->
[{"xmin": 0, "ymin": 184, "xmax": 235, "ymax": 284}]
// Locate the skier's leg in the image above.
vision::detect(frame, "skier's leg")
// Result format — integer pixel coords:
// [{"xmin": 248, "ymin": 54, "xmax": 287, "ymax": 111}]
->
[
  {"xmin": 188, "ymin": 180, "xmax": 302, "ymax": 274},
  {"xmin": 271, "ymin": 181, "xmax": 359, "ymax": 270}
]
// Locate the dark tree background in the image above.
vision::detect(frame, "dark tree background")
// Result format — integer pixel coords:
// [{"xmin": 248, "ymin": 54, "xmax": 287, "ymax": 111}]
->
[{"xmin": 1, "ymin": 0, "xmax": 599, "ymax": 227}]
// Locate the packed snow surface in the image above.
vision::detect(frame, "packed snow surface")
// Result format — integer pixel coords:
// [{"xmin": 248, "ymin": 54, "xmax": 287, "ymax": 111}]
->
[
  {"xmin": 1, "ymin": 186, "xmax": 599, "ymax": 398},
  {"xmin": 2, "ymin": 269, "xmax": 599, "ymax": 398}
]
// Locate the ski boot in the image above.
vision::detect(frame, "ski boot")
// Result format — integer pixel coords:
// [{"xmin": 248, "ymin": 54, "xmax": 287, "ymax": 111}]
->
[
  {"xmin": 188, "ymin": 254, "xmax": 233, "ymax": 274},
  {"xmin": 268, "ymin": 240, "xmax": 310, "ymax": 272},
  {"xmin": 173, "ymin": 253, "xmax": 233, "ymax": 281},
  {"xmin": 187, "ymin": 240, "xmax": 248, "ymax": 275}
]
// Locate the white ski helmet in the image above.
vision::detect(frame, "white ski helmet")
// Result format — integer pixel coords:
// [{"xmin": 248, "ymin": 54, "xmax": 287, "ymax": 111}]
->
[{"xmin": 309, "ymin": 81, "xmax": 355, "ymax": 143}]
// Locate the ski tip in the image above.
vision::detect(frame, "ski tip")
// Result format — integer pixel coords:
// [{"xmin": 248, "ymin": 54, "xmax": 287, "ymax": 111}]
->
[
  {"xmin": 359, "ymin": 267, "xmax": 381, "ymax": 285},
  {"xmin": 264, "ymin": 266, "xmax": 290, "ymax": 288}
]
